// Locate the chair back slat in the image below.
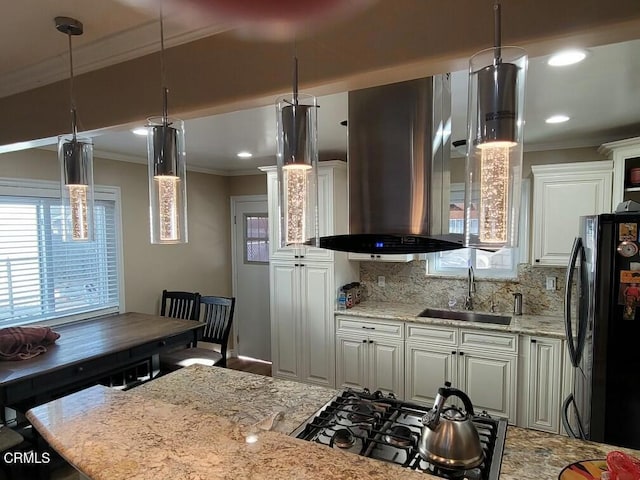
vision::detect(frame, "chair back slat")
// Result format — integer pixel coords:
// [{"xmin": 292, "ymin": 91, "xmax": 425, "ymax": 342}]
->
[
  {"xmin": 199, "ymin": 296, "xmax": 235, "ymax": 361},
  {"xmin": 160, "ymin": 290, "xmax": 200, "ymax": 320}
]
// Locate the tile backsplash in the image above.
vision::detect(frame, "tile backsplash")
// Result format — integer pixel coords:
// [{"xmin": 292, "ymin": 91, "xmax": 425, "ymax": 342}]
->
[{"xmin": 360, "ymin": 261, "xmax": 566, "ymax": 317}]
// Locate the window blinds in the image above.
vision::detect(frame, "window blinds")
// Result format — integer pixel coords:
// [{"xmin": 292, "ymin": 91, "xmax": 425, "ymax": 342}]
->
[{"xmin": 0, "ymin": 180, "xmax": 121, "ymax": 327}]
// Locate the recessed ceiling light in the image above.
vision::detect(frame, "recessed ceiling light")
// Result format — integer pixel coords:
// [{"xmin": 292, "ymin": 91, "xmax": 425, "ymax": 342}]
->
[
  {"xmin": 545, "ymin": 114, "xmax": 570, "ymax": 124},
  {"xmin": 547, "ymin": 49, "xmax": 587, "ymax": 67},
  {"xmin": 237, "ymin": 151, "xmax": 253, "ymax": 158},
  {"xmin": 132, "ymin": 128, "xmax": 148, "ymax": 136}
]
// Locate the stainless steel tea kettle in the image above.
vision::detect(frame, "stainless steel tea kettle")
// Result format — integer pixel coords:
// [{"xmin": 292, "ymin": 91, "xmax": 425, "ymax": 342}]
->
[{"xmin": 418, "ymin": 383, "xmax": 484, "ymax": 469}]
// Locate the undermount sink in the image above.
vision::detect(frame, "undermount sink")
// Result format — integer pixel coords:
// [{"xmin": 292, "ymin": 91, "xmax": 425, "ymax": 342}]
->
[{"xmin": 417, "ymin": 308, "xmax": 512, "ymax": 326}]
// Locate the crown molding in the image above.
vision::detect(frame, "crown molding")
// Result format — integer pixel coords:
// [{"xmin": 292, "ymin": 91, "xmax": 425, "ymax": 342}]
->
[{"xmin": 0, "ymin": 20, "xmax": 230, "ymax": 98}]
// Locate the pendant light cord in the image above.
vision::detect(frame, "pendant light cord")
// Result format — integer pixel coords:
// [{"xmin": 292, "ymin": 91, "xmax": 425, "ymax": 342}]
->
[
  {"xmin": 67, "ymin": 32, "xmax": 78, "ymax": 140},
  {"xmin": 159, "ymin": 1, "xmax": 169, "ymax": 126},
  {"xmin": 493, "ymin": 3, "xmax": 502, "ymax": 64}
]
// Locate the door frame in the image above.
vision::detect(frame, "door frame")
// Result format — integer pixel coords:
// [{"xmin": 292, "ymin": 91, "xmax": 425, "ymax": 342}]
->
[{"xmin": 230, "ymin": 194, "xmax": 269, "ymax": 359}]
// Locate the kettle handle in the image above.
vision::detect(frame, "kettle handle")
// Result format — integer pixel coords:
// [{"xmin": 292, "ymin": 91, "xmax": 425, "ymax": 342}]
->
[{"xmin": 437, "ymin": 386, "xmax": 476, "ymax": 416}]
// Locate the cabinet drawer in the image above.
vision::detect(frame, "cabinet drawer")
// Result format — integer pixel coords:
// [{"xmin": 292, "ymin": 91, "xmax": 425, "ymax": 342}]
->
[
  {"xmin": 336, "ymin": 317, "xmax": 404, "ymax": 339},
  {"xmin": 129, "ymin": 331, "xmax": 196, "ymax": 359},
  {"xmin": 459, "ymin": 329, "xmax": 518, "ymax": 353},
  {"xmin": 406, "ymin": 324, "xmax": 457, "ymax": 346}
]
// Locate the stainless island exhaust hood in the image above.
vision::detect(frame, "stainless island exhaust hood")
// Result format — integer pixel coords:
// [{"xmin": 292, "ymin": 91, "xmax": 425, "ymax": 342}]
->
[{"xmin": 319, "ymin": 75, "xmax": 464, "ymax": 254}]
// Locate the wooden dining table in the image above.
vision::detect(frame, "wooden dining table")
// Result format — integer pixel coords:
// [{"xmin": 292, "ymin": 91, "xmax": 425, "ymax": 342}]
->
[{"xmin": 0, "ymin": 312, "xmax": 204, "ymax": 414}]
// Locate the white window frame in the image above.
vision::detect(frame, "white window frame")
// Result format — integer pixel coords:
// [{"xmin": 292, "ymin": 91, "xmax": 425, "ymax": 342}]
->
[
  {"xmin": 426, "ymin": 179, "xmax": 530, "ymax": 279},
  {"xmin": 0, "ymin": 177, "xmax": 125, "ymax": 327},
  {"xmin": 243, "ymin": 212, "xmax": 270, "ymax": 265}
]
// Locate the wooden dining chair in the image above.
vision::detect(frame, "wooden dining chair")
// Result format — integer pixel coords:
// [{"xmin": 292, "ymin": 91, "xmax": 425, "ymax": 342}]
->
[
  {"xmin": 160, "ymin": 296, "xmax": 236, "ymax": 371},
  {"xmin": 160, "ymin": 290, "xmax": 201, "ymax": 320}
]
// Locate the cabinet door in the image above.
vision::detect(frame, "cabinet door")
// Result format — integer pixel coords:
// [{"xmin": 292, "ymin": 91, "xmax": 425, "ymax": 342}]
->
[
  {"xmin": 458, "ymin": 351, "xmax": 517, "ymax": 423},
  {"xmin": 300, "ymin": 263, "xmax": 335, "ymax": 387},
  {"xmin": 405, "ymin": 343, "xmax": 456, "ymax": 406},
  {"xmin": 532, "ymin": 165, "xmax": 612, "ymax": 266},
  {"xmin": 336, "ymin": 335, "xmax": 368, "ymax": 390},
  {"xmin": 303, "ymin": 168, "xmax": 335, "ymax": 262},
  {"xmin": 369, "ymin": 338, "xmax": 404, "ymax": 398},
  {"xmin": 270, "ymin": 262, "xmax": 300, "ymax": 379},
  {"xmin": 266, "ymin": 172, "xmax": 298, "ymax": 261},
  {"xmin": 527, "ymin": 337, "xmax": 562, "ymax": 433}
]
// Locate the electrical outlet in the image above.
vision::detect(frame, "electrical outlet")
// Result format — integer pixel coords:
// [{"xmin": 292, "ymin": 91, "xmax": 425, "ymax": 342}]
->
[
  {"xmin": 546, "ymin": 276, "xmax": 557, "ymax": 291},
  {"xmin": 378, "ymin": 276, "xmax": 386, "ymax": 287}
]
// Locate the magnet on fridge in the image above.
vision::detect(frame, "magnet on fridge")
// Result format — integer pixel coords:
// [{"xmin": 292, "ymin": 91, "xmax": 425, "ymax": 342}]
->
[
  {"xmin": 619, "ymin": 223, "xmax": 638, "ymax": 242},
  {"xmin": 617, "ymin": 241, "xmax": 639, "ymax": 258}
]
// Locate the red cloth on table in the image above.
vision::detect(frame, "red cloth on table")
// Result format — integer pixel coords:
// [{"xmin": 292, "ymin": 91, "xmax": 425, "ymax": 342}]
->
[{"xmin": 0, "ymin": 326, "xmax": 60, "ymax": 361}]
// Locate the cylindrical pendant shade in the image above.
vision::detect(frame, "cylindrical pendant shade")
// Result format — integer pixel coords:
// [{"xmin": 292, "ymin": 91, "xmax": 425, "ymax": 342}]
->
[
  {"xmin": 147, "ymin": 116, "xmax": 188, "ymax": 244},
  {"xmin": 58, "ymin": 135, "xmax": 95, "ymax": 242},
  {"xmin": 464, "ymin": 46, "xmax": 527, "ymax": 250},
  {"xmin": 476, "ymin": 61, "xmax": 519, "ymax": 145},
  {"xmin": 275, "ymin": 93, "xmax": 319, "ymax": 247}
]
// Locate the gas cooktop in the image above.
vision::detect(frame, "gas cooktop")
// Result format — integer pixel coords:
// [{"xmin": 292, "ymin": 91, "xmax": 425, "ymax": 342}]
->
[{"xmin": 291, "ymin": 388, "xmax": 507, "ymax": 480}]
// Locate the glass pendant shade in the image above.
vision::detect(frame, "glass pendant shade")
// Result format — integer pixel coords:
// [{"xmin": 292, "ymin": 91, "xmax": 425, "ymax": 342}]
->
[
  {"xmin": 58, "ymin": 135, "xmax": 95, "ymax": 241},
  {"xmin": 147, "ymin": 116, "xmax": 188, "ymax": 244},
  {"xmin": 464, "ymin": 45, "xmax": 527, "ymax": 249},
  {"xmin": 275, "ymin": 92, "xmax": 319, "ymax": 247}
]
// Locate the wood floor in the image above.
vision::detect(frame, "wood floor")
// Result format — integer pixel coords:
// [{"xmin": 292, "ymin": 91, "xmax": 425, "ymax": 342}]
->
[{"xmin": 226, "ymin": 357, "xmax": 272, "ymax": 377}]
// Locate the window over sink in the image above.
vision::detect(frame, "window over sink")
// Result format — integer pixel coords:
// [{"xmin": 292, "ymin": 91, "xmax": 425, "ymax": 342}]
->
[
  {"xmin": 0, "ymin": 178, "xmax": 123, "ymax": 327},
  {"xmin": 426, "ymin": 181, "xmax": 530, "ymax": 279}
]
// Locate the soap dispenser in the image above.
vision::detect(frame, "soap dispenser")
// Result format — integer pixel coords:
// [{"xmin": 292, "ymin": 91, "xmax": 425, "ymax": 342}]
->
[{"xmin": 513, "ymin": 293, "xmax": 523, "ymax": 316}]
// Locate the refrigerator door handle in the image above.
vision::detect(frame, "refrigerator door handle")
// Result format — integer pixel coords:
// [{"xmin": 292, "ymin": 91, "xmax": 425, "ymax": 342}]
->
[
  {"xmin": 565, "ymin": 237, "xmax": 582, "ymax": 368},
  {"xmin": 562, "ymin": 393, "xmax": 586, "ymax": 440}
]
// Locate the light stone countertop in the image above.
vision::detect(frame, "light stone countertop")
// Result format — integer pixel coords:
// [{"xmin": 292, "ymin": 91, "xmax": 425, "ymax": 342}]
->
[
  {"xmin": 135, "ymin": 364, "xmax": 339, "ymax": 435},
  {"xmin": 27, "ymin": 365, "xmax": 640, "ymax": 479},
  {"xmin": 27, "ymin": 383, "xmax": 434, "ymax": 480},
  {"xmin": 336, "ymin": 301, "xmax": 566, "ymax": 339}
]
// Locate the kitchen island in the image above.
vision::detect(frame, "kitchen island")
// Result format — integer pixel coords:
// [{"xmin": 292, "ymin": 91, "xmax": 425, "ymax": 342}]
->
[{"xmin": 27, "ymin": 365, "xmax": 640, "ymax": 479}]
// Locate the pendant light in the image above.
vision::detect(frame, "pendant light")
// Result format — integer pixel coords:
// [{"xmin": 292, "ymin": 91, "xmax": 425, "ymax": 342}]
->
[
  {"xmin": 464, "ymin": 3, "xmax": 527, "ymax": 249},
  {"xmin": 56, "ymin": 17, "xmax": 95, "ymax": 242},
  {"xmin": 275, "ymin": 57, "xmax": 319, "ymax": 247},
  {"xmin": 147, "ymin": 6, "xmax": 188, "ymax": 244}
]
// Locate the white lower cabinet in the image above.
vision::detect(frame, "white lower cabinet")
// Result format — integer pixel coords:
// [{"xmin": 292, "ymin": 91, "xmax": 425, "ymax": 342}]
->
[
  {"xmin": 405, "ymin": 324, "xmax": 518, "ymax": 423},
  {"xmin": 519, "ymin": 335, "xmax": 564, "ymax": 433},
  {"xmin": 271, "ymin": 261, "xmax": 336, "ymax": 387},
  {"xmin": 334, "ymin": 316, "xmax": 566, "ymax": 430},
  {"xmin": 336, "ymin": 317, "xmax": 404, "ymax": 398}
]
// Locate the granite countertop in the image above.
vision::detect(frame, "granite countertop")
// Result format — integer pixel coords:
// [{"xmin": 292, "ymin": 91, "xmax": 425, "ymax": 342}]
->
[
  {"xmin": 27, "ymin": 383, "xmax": 432, "ymax": 480},
  {"xmin": 135, "ymin": 364, "xmax": 339, "ymax": 435},
  {"xmin": 27, "ymin": 366, "xmax": 640, "ymax": 479},
  {"xmin": 336, "ymin": 301, "xmax": 566, "ymax": 339}
]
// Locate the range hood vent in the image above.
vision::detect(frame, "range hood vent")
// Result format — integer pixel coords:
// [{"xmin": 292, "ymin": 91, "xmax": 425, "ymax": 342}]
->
[{"xmin": 319, "ymin": 75, "xmax": 463, "ymax": 254}]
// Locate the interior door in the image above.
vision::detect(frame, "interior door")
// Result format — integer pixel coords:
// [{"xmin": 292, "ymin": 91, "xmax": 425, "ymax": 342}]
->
[{"xmin": 232, "ymin": 196, "xmax": 270, "ymax": 361}]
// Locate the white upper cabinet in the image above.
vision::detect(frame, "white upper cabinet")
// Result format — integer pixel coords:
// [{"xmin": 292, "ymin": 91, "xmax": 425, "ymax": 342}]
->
[
  {"xmin": 261, "ymin": 161, "xmax": 347, "ymax": 262},
  {"xmin": 600, "ymin": 136, "xmax": 640, "ymax": 208},
  {"xmin": 531, "ymin": 161, "xmax": 613, "ymax": 267}
]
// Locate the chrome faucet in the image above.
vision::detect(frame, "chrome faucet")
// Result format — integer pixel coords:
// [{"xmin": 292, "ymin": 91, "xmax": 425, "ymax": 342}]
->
[{"xmin": 464, "ymin": 266, "xmax": 475, "ymax": 310}]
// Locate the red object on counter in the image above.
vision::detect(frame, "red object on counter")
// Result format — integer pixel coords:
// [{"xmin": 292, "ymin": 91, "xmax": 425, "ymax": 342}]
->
[{"xmin": 606, "ymin": 451, "xmax": 640, "ymax": 480}]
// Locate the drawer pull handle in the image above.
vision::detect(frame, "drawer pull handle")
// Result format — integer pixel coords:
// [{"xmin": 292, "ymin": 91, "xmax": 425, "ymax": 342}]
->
[
  {"xmin": 451, "ymin": 350, "xmax": 457, "ymax": 355},
  {"xmin": 459, "ymin": 351, "xmax": 464, "ymax": 356},
  {"xmin": 361, "ymin": 326, "xmax": 376, "ymax": 330},
  {"xmin": 362, "ymin": 339, "xmax": 367, "ymax": 343}
]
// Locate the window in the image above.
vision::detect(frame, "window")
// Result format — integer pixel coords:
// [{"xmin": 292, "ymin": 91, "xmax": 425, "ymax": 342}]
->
[
  {"xmin": 0, "ymin": 178, "xmax": 123, "ymax": 327},
  {"xmin": 244, "ymin": 213, "xmax": 269, "ymax": 264},
  {"xmin": 427, "ymin": 181, "xmax": 529, "ymax": 278}
]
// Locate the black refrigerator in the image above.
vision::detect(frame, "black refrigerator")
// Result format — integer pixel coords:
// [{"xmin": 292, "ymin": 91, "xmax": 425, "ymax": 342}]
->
[{"xmin": 563, "ymin": 212, "xmax": 640, "ymax": 449}]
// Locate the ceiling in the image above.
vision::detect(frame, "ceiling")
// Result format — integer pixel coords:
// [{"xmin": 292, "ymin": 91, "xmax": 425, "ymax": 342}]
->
[{"xmin": 1, "ymin": 1, "xmax": 639, "ymax": 175}]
